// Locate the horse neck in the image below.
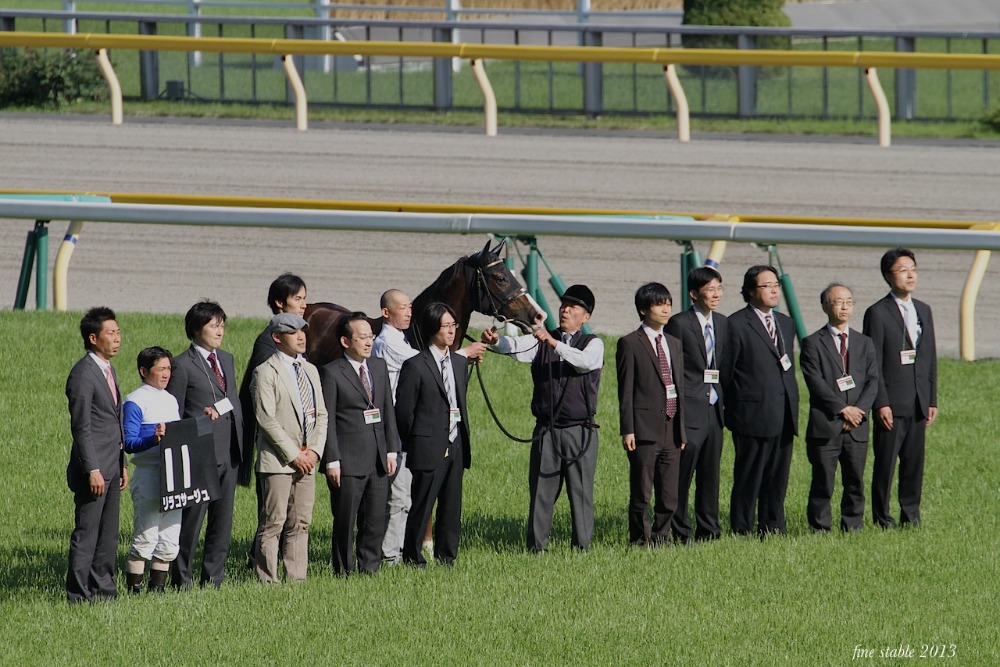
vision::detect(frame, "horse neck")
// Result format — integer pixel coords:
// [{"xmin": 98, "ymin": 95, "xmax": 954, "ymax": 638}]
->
[{"xmin": 408, "ymin": 260, "xmax": 474, "ymax": 351}]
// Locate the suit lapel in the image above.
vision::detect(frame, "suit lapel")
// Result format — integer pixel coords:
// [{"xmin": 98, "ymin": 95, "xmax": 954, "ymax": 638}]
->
[
  {"xmin": 422, "ymin": 351, "xmax": 448, "ymax": 398},
  {"xmin": 340, "ymin": 359, "xmax": 370, "ymax": 403},
  {"xmin": 746, "ymin": 307, "xmax": 780, "ymax": 358},
  {"xmin": 274, "ymin": 356, "xmax": 303, "ymax": 422},
  {"xmin": 636, "ymin": 329, "xmax": 665, "ymax": 387},
  {"xmin": 818, "ymin": 328, "xmax": 844, "ymax": 372},
  {"xmin": 687, "ymin": 311, "xmax": 709, "ymax": 364},
  {"xmin": 87, "ymin": 357, "xmax": 118, "ymax": 407}
]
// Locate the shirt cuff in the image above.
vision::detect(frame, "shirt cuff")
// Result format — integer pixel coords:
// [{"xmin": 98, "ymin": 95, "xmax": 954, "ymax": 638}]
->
[
  {"xmin": 387, "ymin": 453, "xmax": 397, "ymax": 460},
  {"xmin": 326, "ymin": 461, "xmax": 340, "ymax": 471}
]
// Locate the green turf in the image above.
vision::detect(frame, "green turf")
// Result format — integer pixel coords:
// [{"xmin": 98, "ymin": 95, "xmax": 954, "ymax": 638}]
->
[{"xmin": 0, "ymin": 309, "xmax": 998, "ymax": 665}]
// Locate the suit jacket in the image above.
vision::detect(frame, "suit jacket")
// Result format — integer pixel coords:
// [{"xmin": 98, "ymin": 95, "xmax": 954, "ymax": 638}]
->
[
  {"xmin": 616, "ymin": 328, "xmax": 688, "ymax": 444},
  {"xmin": 251, "ymin": 353, "xmax": 328, "ymax": 474},
  {"xmin": 238, "ymin": 326, "xmax": 277, "ymax": 477},
  {"xmin": 862, "ymin": 295, "xmax": 937, "ymax": 419},
  {"xmin": 665, "ymin": 309, "xmax": 727, "ymax": 430},
  {"xmin": 720, "ymin": 306, "xmax": 799, "ymax": 438},
  {"xmin": 800, "ymin": 327, "xmax": 879, "ymax": 442},
  {"xmin": 395, "ymin": 349, "xmax": 471, "ymax": 471},
  {"xmin": 167, "ymin": 346, "xmax": 244, "ymax": 468},
  {"xmin": 319, "ymin": 356, "xmax": 399, "ymax": 476},
  {"xmin": 65, "ymin": 354, "xmax": 124, "ymax": 492}
]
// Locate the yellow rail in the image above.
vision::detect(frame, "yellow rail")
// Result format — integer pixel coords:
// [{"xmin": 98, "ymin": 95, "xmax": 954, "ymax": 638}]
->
[{"xmin": 4, "ymin": 31, "xmax": 1000, "ymax": 144}]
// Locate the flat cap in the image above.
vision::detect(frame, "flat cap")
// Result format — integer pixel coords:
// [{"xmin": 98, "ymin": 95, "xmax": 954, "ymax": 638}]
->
[{"xmin": 270, "ymin": 312, "xmax": 309, "ymax": 334}]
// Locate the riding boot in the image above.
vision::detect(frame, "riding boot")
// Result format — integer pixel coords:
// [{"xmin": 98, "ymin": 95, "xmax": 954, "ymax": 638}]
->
[
  {"xmin": 148, "ymin": 569, "xmax": 168, "ymax": 594},
  {"xmin": 126, "ymin": 572, "xmax": 144, "ymax": 595}
]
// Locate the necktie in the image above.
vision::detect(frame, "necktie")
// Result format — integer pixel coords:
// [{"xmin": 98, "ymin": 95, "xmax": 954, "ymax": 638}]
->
[
  {"xmin": 765, "ymin": 314, "xmax": 778, "ymax": 349},
  {"xmin": 207, "ymin": 352, "xmax": 226, "ymax": 392},
  {"xmin": 655, "ymin": 334, "xmax": 677, "ymax": 419},
  {"xmin": 359, "ymin": 363, "xmax": 373, "ymax": 404},
  {"xmin": 838, "ymin": 332, "xmax": 849, "ymax": 373},
  {"xmin": 441, "ymin": 356, "xmax": 458, "ymax": 442},
  {"xmin": 293, "ymin": 361, "xmax": 314, "ymax": 443},
  {"xmin": 704, "ymin": 321, "xmax": 715, "ymax": 368},
  {"xmin": 103, "ymin": 365, "xmax": 118, "ymax": 405},
  {"xmin": 705, "ymin": 322, "xmax": 718, "ymax": 406},
  {"xmin": 901, "ymin": 302, "xmax": 919, "ymax": 348},
  {"xmin": 562, "ymin": 332, "xmax": 573, "ymax": 346}
]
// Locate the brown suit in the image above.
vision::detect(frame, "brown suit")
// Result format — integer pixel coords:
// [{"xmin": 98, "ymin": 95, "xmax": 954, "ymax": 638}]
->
[{"xmin": 616, "ymin": 327, "xmax": 687, "ymax": 544}]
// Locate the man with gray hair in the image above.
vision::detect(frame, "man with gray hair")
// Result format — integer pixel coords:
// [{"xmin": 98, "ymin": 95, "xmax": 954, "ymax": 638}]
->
[{"xmin": 800, "ymin": 283, "xmax": 878, "ymax": 532}]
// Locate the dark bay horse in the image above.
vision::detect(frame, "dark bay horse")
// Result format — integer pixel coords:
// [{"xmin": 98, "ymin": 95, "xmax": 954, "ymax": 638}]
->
[{"xmin": 304, "ymin": 240, "xmax": 545, "ymax": 366}]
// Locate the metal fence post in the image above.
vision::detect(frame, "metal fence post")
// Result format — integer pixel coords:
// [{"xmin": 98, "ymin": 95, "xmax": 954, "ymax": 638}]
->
[
  {"xmin": 737, "ymin": 33, "xmax": 757, "ymax": 118},
  {"xmin": 433, "ymin": 26, "xmax": 454, "ymax": 111},
  {"xmin": 583, "ymin": 29, "xmax": 602, "ymax": 119},
  {"xmin": 139, "ymin": 21, "xmax": 159, "ymax": 101},
  {"xmin": 284, "ymin": 23, "xmax": 306, "ymax": 106},
  {"xmin": 895, "ymin": 36, "xmax": 916, "ymax": 120},
  {"xmin": 0, "ymin": 16, "xmax": 14, "ymax": 31}
]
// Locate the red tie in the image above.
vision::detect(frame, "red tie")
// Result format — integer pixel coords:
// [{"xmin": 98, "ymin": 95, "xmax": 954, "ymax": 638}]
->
[
  {"xmin": 103, "ymin": 365, "xmax": 118, "ymax": 405},
  {"xmin": 839, "ymin": 332, "xmax": 849, "ymax": 373},
  {"xmin": 208, "ymin": 352, "xmax": 226, "ymax": 392},
  {"xmin": 655, "ymin": 334, "xmax": 677, "ymax": 419}
]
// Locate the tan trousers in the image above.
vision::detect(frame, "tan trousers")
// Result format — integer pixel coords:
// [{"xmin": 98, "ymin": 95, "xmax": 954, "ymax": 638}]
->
[{"xmin": 255, "ymin": 471, "xmax": 316, "ymax": 583}]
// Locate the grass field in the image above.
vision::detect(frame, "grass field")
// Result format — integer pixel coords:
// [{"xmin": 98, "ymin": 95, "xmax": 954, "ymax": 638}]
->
[{"xmin": 1, "ymin": 309, "xmax": 998, "ymax": 665}]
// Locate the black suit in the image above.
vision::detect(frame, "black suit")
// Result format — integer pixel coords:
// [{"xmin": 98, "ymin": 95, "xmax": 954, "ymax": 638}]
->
[
  {"xmin": 616, "ymin": 327, "xmax": 687, "ymax": 545},
  {"xmin": 800, "ymin": 327, "xmax": 878, "ymax": 531},
  {"xmin": 863, "ymin": 295, "xmax": 937, "ymax": 528},
  {"xmin": 395, "ymin": 349, "xmax": 470, "ymax": 566},
  {"xmin": 721, "ymin": 306, "xmax": 799, "ymax": 536},
  {"xmin": 166, "ymin": 345, "xmax": 244, "ymax": 588},
  {"xmin": 65, "ymin": 354, "xmax": 124, "ymax": 602},
  {"xmin": 320, "ymin": 356, "xmax": 399, "ymax": 574},
  {"xmin": 665, "ymin": 309, "xmax": 726, "ymax": 541}
]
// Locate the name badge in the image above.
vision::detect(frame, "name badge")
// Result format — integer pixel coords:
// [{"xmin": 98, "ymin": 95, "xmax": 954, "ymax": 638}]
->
[
  {"xmin": 703, "ymin": 369, "xmax": 720, "ymax": 384},
  {"xmin": 665, "ymin": 384, "xmax": 678, "ymax": 399},
  {"xmin": 449, "ymin": 408, "xmax": 462, "ymax": 423},
  {"xmin": 900, "ymin": 350, "xmax": 916, "ymax": 365},
  {"xmin": 214, "ymin": 397, "xmax": 234, "ymax": 415},
  {"xmin": 779, "ymin": 354, "xmax": 792, "ymax": 372},
  {"xmin": 363, "ymin": 408, "xmax": 382, "ymax": 425},
  {"xmin": 836, "ymin": 375, "xmax": 856, "ymax": 392}
]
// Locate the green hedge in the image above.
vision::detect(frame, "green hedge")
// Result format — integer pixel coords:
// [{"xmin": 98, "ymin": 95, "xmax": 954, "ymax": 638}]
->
[
  {"xmin": 682, "ymin": 0, "xmax": 791, "ymax": 78},
  {"xmin": 0, "ymin": 48, "xmax": 107, "ymax": 109}
]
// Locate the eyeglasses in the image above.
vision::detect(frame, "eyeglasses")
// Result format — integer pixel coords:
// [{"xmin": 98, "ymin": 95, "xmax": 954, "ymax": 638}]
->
[
  {"xmin": 440, "ymin": 322, "xmax": 458, "ymax": 330},
  {"xmin": 829, "ymin": 299, "xmax": 855, "ymax": 307},
  {"xmin": 701, "ymin": 286, "xmax": 725, "ymax": 295},
  {"xmin": 756, "ymin": 282, "xmax": 781, "ymax": 290}
]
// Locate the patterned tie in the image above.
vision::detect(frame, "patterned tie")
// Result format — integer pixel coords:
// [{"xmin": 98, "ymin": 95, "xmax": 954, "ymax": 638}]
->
[
  {"xmin": 359, "ymin": 363, "xmax": 373, "ymax": 404},
  {"xmin": 655, "ymin": 334, "xmax": 677, "ymax": 419},
  {"xmin": 103, "ymin": 365, "xmax": 118, "ymax": 405},
  {"xmin": 838, "ymin": 332, "xmax": 849, "ymax": 373},
  {"xmin": 764, "ymin": 314, "xmax": 778, "ymax": 349},
  {"xmin": 705, "ymin": 322, "xmax": 718, "ymax": 406},
  {"xmin": 293, "ymin": 361, "xmax": 314, "ymax": 443},
  {"xmin": 901, "ymin": 302, "xmax": 919, "ymax": 348},
  {"xmin": 207, "ymin": 352, "xmax": 226, "ymax": 392},
  {"xmin": 441, "ymin": 356, "xmax": 458, "ymax": 442}
]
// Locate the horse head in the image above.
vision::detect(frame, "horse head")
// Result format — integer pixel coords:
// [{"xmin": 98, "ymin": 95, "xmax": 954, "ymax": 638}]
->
[{"xmin": 465, "ymin": 239, "xmax": 546, "ymax": 333}]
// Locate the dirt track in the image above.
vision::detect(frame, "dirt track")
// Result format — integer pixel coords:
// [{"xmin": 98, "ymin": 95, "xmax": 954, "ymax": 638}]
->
[{"xmin": 3, "ymin": 114, "xmax": 1000, "ymax": 357}]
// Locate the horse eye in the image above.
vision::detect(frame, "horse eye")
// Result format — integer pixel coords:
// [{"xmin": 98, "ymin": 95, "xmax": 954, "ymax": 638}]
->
[{"xmin": 495, "ymin": 275, "xmax": 507, "ymax": 285}]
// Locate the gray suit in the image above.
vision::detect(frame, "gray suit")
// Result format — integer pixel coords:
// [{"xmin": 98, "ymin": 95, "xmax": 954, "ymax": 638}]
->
[
  {"xmin": 166, "ymin": 345, "xmax": 244, "ymax": 588},
  {"xmin": 65, "ymin": 354, "xmax": 124, "ymax": 602}
]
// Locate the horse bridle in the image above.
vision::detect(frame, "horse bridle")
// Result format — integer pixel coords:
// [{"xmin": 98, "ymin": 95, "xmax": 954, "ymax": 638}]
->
[{"xmin": 471, "ymin": 257, "xmax": 530, "ymax": 326}]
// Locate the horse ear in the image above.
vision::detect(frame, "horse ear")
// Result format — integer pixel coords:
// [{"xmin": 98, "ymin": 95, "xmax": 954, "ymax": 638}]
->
[
  {"xmin": 491, "ymin": 237, "xmax": 506, "ymax": 255},
  {"xmin": 481, "ymin": 239, "xmax": 492, "ymax": 257}
]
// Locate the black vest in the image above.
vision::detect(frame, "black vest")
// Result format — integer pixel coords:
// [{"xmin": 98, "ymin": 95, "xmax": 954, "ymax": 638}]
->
[{"xmin": 530, "ymin": 330, "xmax": 602, "ymax": 428}]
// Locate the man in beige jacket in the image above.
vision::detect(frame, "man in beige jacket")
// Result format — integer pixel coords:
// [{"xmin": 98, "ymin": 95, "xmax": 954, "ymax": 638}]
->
[{"xmin": 251, "ymin": 313, "xmax": 327, "ymax": 582}]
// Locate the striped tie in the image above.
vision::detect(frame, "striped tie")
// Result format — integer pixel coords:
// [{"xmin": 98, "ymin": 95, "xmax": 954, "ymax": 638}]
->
[
  {"xmin": 208, "ymin": 352, "xmax": 226, "ymax": 392},
  {"xmin": 704, "ymin": 321, "xmax": 715, "ymax": 367},
  {"xmin": 441, "ymin": 357, "xmax": 458, "ymax": 442},
  {"xmin": 765, "ymin": 314, "xmax": 778, "ymax": 349},
  {"xmin": 293, "ymin": 361, "xmax": 314, "ymax": 443}
]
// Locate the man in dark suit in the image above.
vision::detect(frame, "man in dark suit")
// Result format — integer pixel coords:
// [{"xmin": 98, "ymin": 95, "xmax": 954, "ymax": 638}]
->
[
  {"xmin": 396, "ymin": 303, "xmax": 471, "ymax": 567},
  {"xmin": 320, "ymin": 312, "xmax": 399, "ymax": 575},
  {"xmin": 617, "ymin": 282, "xmax": 687, "ymax": 546},
  {"xmin": 65, "ymin": 307, "xmax": 128, "ymax": 603},
  {"xmin": 721, "ymin": 265, "xmax": 799, "ymax": 537},
  {"xmin": 801, "ymin": 283, "xmax": 879, "ymax": 532},
  {"xmin": 167, "ymin": 300, "xmax": 244, "ymax": 589},
  {"xmin": 863, "ymin": 248, "xmax": 938, "ymax": 528},
  {"xmin": 666, "ymin": 266, "xmax": 727, "ymax": 542}
]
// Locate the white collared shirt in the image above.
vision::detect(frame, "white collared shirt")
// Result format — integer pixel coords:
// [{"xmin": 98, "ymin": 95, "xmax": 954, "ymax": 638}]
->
[
  {"xmin": 891, "ymin": 292, "xmax": 921, "ymax": 346},
  {"xmin": 640, "ymin": 323, "xmax": 673, "ymax": 369},
  {"xmin": 429, "ymin": 346, "xmax": 458, "ymax": 409},
  {"xmin": 827, "ymin": 323, "xmax": 849, "ymax": 355},
  {"xmin": 277, "ymin": 350, "xmax": 307, "ymax": 416},
  {"xmin": 372, "ymin": 323, "xmax": 417, "ymax": 403}
]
